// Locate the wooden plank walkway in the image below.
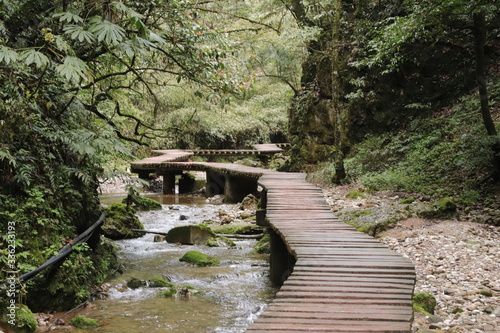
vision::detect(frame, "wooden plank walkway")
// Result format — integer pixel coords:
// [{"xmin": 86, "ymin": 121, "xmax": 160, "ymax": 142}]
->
[
  {"xmin": 249, "ymin": 173, "xmax": 415, "ymax": 332},
  {"xmin": 130, "ymin": 149, "xmax": 415, "ymax": 332}
]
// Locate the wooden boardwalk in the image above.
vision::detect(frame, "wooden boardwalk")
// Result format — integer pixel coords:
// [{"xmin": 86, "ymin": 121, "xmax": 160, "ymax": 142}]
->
[{"xmin": 131, "ymin": 148, "xmax": 415, "ymax": 332}]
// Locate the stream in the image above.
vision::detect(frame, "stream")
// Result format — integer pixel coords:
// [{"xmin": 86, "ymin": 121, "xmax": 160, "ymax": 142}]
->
[{"xmin": 62, "ymin": 194, "xmax": 276, "ymax": 333}]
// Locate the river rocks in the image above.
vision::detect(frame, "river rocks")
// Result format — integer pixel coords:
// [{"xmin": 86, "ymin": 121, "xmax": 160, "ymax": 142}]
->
[
  {"xmin": 381, "ymin": 221, "xmax": 500, "ymax": 332},
  {"xmin": 68, "ymin": 315, "xmax": 99, "ymax": 329},
  {"xmin": 240, "ymin": 194, "xmax": 258, "ymax": 211},
  {"xmin": 123, "ymin": 188, "xmax": 162, "ymax": 211},
  {"xmin": 179, "ymin": 250, "xmax": 220, "ymax": 266},
  {"xmin": 102, "ymin": 203, "xmax": 145, "ymax": 239},
  {"xmin": 166, "ymin": 225, "xmax": 215, "ymax": 245}
]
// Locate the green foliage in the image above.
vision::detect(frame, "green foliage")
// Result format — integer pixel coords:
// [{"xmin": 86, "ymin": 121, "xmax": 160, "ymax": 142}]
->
[
  {"xmin": 69, "ymin": 315, "xmax": 99, "ymax": 329},
  {"xmin": 342, "ymin": 73, "xmax": 500, "ymax": 199},
  {"xmin": 345, "ymin": 189, "xmax": 366, "ymax": 199},
  {"xmin": 253, "ymin": 234, "xmax": 270, "ymax": 254}
]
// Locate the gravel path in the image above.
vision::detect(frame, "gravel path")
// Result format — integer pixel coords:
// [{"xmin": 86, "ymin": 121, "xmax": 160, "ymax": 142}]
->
[{"xmin": 323, "ymin": 185, "xmax": 500, "ymax": 333}]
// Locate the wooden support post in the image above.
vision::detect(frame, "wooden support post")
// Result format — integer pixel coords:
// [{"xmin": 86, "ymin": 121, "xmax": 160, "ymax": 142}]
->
[
  {"xmin": 205, "ymin": 171, "xmax": 225, "ymax": 197},
  {"xmin": 269, "ymin": 228, "xmax": 296, "ymax": 287},
  {"xmin": 224, "ymin": 175, "xmax": 258, "ymax": 203},
  {"xmin": 162, "ymin": 172, "xmax": 176, "ymax": 194}
]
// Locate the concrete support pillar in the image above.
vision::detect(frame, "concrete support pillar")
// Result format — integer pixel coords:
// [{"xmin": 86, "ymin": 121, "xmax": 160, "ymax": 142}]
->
[
  {"xmin": 224, "ymin": 175, "xmax": 258, "ymax": 203},
  {"xmin": 137, "ymin": 170, "xmax": 150, "ymax": 180},
  {"xmin": 269, "ymin": 229, "xmax": 296, "ymax": 286},
  {"xmin": 205, "ymin": 171, "xmax": 225, "ymax": 197},
  {"xmin": 162, "ymin": 172, "xmax": 176, "ymax": 194}
]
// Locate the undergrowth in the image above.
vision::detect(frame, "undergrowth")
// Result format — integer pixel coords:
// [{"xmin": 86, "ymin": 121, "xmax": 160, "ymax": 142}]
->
[{"xmin": 316, "ymin": 74, "xmax": 500, "ymax": 205}]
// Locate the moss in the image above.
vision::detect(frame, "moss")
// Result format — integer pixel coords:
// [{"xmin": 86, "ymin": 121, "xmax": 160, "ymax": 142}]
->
[
  {"xmin": 253, "ymin": 234, "xmax": 270, "ymax": 254},
  {"xmin": 149, "ymin": 277, "xmax": 174, "ymax": 288},
  {"xmin": 179, "ymin": 251, "xmax": 220, "ymax": 266},
  {"xmin": 123, "ymin": 190, "xmax": 162, "ymax": 211},
  {"xmin": 102, "ymin": 203, "xmax": 144, "ymax": 239},
  {"xmin": 451, "ymin": 307, "xmax": 464, "ymax": 314},
  {"xmin": 345, "ymin": 189, "xmax": 366, "ymax": 199},
  {"xmin": 206, "ymin": 236, "xmax": 236, "ymax": 247},
  {"xmin": 1, "ymin": 304, "xmax": 37, "ymax": 333},
  {"xmin": 210, "ymin": 224, "xmax": 261, "ymax": 235},
  {"xmin": 157, "ymin": 287, "xmax": 177, "ymax": 297},
  {"xmin": 400, "ymin": 197, "xmax": 415, "ymax": 204},
  {"xmin": 69, "ymin": 315, "xmax": 99, "ymax": 329},
  {"xmin": 350, "ymin": 209, "xmax": 373, "ymax": 218},
  {"xmin": 413, "ymin": 292, "xmax": 437, "ymax": 315},
  {"xmin": 479, "ymin": 290, "xmax": 493, "ymax": 297},
  {"xmin": 418, "ymin": 197, "xmax": 457, "ymax": 219}
]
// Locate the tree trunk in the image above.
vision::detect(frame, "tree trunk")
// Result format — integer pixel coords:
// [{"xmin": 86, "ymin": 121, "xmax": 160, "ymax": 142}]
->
[{"xmin": 473, "ymin": 11, "xmax": 500, "ymax": 181}]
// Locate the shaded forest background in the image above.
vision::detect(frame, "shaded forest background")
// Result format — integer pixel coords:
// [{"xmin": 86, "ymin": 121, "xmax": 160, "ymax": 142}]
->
[{"xmin": 0, "ymin": 0, "xmax": 499, "ymax": 325}]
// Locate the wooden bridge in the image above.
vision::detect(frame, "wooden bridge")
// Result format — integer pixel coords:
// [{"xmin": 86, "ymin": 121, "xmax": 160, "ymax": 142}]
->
[{"xmin": 130, "ymin": 145, "xmax": 416, "ymax": 332}]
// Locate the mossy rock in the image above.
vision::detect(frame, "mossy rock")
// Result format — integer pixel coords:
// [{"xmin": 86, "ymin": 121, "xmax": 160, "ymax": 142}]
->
[
  {"xmin": 102, "ymin": 203, "xmax": 144, "ymax": 239},
  {"xmin": 413, "ymin": 292, "xmax": 437, "ymax": 315},
  {"xmin": 157, "ymin": 286, "xmax": 177, "ymax": 297},
  {"xmin": 123, "ymin": 190, "xmax": 162, "ymax": 211},
  {"xmin": 418, "ymin": 197, "xmax": 457, "ymax": 219},
  {"xmin": 148, "ymin": 277, "xmax": 174, "ymax": 288},
  {"xmin": 127, "ymin": 277, "xmax": 147, "ymax": 289},
  {"xmin": 166, "ymin": 225, "xmax": 215, "ymax": 245},
  {"xmin": 69, "ymin": 315, "xmax": 99, "ymax": 329},
  {"xmin": 253, "ymin": 234, "xmax": 270, "ymax": 254},
  {"xmin": 179, "ymin": 251, "xmax": 220, "ymax": 266},
  {"xmin": 1, "ymin": 304, "xmax": 37, "ymax": 333},
  {"xmin": 206, "ymin": 236, "xmax": 236, "ymax": 247},
  {"xmin": 210, "ymin": 224, "xmax": 261, "ymax": 235}
]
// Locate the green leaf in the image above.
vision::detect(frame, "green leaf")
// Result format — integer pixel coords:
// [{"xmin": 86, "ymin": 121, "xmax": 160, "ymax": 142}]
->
[
  {"xmin": 0, "ymin": 46, "xmax": 18, "ymax": 65},
  {"xmin": 53, "ymin": 12, "xmax": 84, "ymax": 24},
  {"xmin": 63, "ymin": 25, "xmax": 96, "ymax": 43},
  {"xmin": 55, "ymin": 56, "xmax": 89, "ymax": 84},
  {"xmin": 19, "ymin": 49, "xmax": 49, "ymax": 68},
  {"xmin": 54, "ymin": 35, "xmax": 74, "ymax": 54},
  {"xmin": 88, "ymin": 17, "xmax": 126, "ymax": 44}
]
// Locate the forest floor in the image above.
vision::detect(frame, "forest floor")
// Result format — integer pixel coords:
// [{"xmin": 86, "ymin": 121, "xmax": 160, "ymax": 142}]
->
[{"xmin": 323, "ymin": 184, "xmax": 500, "ymax": 333}]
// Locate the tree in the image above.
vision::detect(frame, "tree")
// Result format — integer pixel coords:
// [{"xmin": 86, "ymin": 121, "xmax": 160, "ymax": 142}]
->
[
  {"xmin": 0, "ymin": 0, "xmax": 268, "ymax": 311},
  {"xmin": 357, "ymin": 0, "xmax": 500, "ymax": 180}
]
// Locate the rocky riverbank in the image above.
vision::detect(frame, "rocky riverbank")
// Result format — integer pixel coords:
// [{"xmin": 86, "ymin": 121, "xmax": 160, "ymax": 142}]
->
[{"xmin": 323, "ymin": 185, "xmax": 500, "ymax": 333}]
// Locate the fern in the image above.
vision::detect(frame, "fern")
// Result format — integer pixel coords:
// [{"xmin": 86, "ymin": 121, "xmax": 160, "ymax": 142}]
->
[{"xmin": 0, "ymin": 146, "xmax": 16, "ymax": 167}]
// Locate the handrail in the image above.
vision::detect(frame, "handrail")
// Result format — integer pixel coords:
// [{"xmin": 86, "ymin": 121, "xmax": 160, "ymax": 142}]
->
[{"xmin": 0, "ymin": 212, "xmax": 105, "ymax": 294}]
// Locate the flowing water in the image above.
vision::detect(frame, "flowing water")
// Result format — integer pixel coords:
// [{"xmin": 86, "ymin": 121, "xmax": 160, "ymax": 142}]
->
[{"xmin": 63, "ymin": 194, "xmax": 276, "ymax": 333}]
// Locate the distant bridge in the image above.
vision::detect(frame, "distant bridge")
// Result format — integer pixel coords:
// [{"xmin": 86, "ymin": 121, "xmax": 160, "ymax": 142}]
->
[{"xmin": 130, "ymin": 145, "xmax": 415, "ymax": 332}]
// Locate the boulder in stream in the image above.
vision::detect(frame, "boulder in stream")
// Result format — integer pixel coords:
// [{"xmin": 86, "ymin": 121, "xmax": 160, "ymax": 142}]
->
[
  {"xmin": 102, "ymin": 203, "xmax": 145, "ymax": 239},
  {"xmin": 179, "ymin": 250, "xmax": 220, "ymax": 266},
  {"xmin": 166, "ymin": 225, "xmax": 215, "ymax": 245}
]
